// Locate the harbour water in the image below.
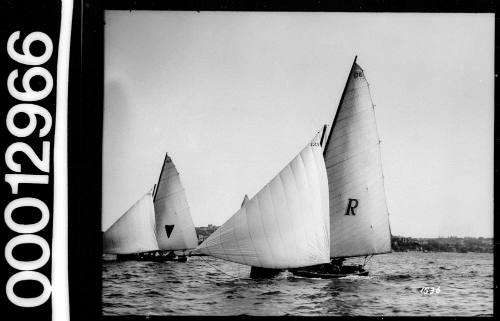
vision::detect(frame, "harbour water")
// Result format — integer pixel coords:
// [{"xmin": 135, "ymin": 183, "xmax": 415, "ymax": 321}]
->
[{"xmin": 102, "ymin": 252, "xmax": 493, "ymax": 316}]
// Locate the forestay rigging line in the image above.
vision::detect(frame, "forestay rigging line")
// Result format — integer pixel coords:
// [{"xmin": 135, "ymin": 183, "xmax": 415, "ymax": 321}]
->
[
  {"xmin": 199, "ymin": 255, "xmax": 237, "ymax": 278},
  {"xmin": 197, "ymin": 256, "xmax": 285, "ymax": 287},
  {"xmin": 198, "ymin": 255, "xmax": 244, "ymax": 280}
]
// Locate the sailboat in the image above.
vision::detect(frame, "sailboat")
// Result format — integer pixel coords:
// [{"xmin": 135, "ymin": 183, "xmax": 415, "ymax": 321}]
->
[
  {"xmin": 102, "ymin": 189, "xmax": 159, "ymax": 260},
  {"xmin": 195, "ymin": 129, "xmax": 331, "ymax": 277},
  {"xmin": 241, "ymin": 194, "xmax": 250, "ymax": 207},
  {"xmin": 290, "ymin": 56, "xmax": 392, "ymax": 278},
  {"xmin": 151, "ymin": 152, "xmax": 199, "ymax": 261},
  {"xmin": 102, "ymin": 153, "xmax": 199, "ymax": 262},
  {"xmin": 196, "ymin": 57, "xmax": 391, "ymax": 278}
]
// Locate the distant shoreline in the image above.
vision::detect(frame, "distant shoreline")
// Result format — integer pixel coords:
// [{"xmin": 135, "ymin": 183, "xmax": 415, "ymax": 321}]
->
[
  {"xmin": 195, "ymin": 227, "xmax": 494, "ymax": 254},
  {"xmin": 391, "ymin": 249, "xmax": 493, "ymax": 254},
  {"xmin": 391, "ymin": 236, "xmax": 493, "ymax": 254}
]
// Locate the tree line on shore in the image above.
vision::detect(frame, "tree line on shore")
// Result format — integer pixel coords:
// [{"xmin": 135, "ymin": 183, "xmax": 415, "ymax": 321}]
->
[
  {"xmin": 196, "ymin": 226, "xmax": 493, "ymax": 253},
  {"xmin": 391, "ymin": 235, "xmax": 493, "ymax": 253}
]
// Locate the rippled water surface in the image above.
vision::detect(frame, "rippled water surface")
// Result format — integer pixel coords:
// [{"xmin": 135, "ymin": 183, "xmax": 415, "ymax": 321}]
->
[{"xmin": 102, "ymin": 252, "xmax": 493, "ymax": 316}]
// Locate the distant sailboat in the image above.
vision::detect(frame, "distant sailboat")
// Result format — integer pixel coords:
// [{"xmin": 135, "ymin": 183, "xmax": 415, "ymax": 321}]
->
[
  {"xmin": 103, "ymin": 189, "xmax": 159, "ymax": 257},
  {"xmin": 153, "ymin": 153, "xmax": 199, "ymax": 260},
  {"xmin": 102, "ymin": 153, "xmax": 198, "ymax": 262},
  {"xmin": 195, "ymin": 129, "xmax": 331, "ymax": 276},
  {"xmin": 241, "ymin": 194, "xmax": 250, "ymax": 207},
  {"xmin": 290, "ymin": 56, "xmax": 392, "ymax": 278}
]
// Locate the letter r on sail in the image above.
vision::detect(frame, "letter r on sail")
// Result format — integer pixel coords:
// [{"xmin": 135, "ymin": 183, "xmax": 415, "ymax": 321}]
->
[{"xmin": 345, "ymin": 198, "xmax": 359, "ymax": 215}]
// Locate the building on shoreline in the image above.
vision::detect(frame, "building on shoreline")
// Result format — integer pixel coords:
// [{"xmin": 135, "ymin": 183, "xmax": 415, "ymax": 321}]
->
[{"xmin": 195, "ymin": 225, "xmax": 219, "ymax": 244}]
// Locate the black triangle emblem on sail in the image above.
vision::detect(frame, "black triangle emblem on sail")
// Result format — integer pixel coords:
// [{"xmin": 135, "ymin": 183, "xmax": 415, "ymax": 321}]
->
[{"xmin": 165, "ymin": 225, "xmax": 174, "ymax": 238}]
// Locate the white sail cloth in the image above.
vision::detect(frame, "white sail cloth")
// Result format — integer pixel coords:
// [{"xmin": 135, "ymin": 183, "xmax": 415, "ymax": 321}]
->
[
  {"xmin": 324, "ymin": 61, "xmax": 392, "ymax": 258},
  {"xmin": 196, "ymin": 134, "xmax": 330, "ymax": 269},
  {"xmin": 103, "ymin": 190, "xmax": 159, "ymax": 254},
  {"xmin": 154, "ymin": 153, "xmax": 199, "ymax": 250}
]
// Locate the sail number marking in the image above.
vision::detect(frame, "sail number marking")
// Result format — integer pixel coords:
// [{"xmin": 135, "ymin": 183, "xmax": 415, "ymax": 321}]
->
[
  {"xmin": 3, "ymin": 31, "xmax": 54, "ymax": 308},
  {"xmin": 353, "ymin": 72, "xmax": 364, "ymax": 79}
]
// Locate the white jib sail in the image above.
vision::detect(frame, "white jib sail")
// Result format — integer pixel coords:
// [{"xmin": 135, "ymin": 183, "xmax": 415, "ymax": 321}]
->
[
  {"xmin": 323, "ymin": 58, "xmax": 392, "ymax": 258},
  {"xmin": 196, "ymin": 131, "xmax": 330, "ymax": 269},
  {"xmin": 154, "ymin": 153, "xmax": 199, "ymax": 250},
  {"xmin": 103, "ymin": 190, "xmax": 159, "ymax": 254}
]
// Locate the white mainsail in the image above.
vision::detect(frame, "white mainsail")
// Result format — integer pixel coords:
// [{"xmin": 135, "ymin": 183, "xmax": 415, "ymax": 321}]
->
[
  {"xmin": 196, "ymin": 131, "xmax": 330, "ymax": 269},
  {"xmin": 103, "ymin": 190, "xmax": 159, "ymax": 254},
  {"xmin": 323, "ymin": 57, "xmax": 391, "ymax": 258},
  {"xmin": 154, "ymin": 153, "xmax": 199, "ymax": 251}
]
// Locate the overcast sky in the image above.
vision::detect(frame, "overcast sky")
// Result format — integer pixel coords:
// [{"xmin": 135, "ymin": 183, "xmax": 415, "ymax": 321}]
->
[{"xmin": 102, "ymin": 11, "xmax": 493, "ymax": 237}]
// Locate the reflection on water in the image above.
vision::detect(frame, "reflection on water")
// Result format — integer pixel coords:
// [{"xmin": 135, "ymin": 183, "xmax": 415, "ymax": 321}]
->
[{"xmin": 102, "ymin": 252, "xmax": 493, "ymax": 316}]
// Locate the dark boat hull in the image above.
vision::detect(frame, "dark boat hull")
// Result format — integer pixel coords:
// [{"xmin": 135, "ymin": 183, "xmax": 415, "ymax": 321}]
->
[
  {"xmin": 250, "ymin": 266, "xmax": 283, "ymax": 279},
  {"xmin": 249, "ymin": 264, "xmax": 368, "ymax": 279},
  {"xmin": 132, "ymin": 256, "xmax": 187, "ymax": 262},
  {"xmin": 116, "ymin": 251, "xmax": 189, "ymax": 262},
  {"xmin": 290, "ymin": 269, "xmax": 368, "ymax": 279},
  {"xmin": 289, "ymin": 262, "xmax": 368, "ymax": 279}
]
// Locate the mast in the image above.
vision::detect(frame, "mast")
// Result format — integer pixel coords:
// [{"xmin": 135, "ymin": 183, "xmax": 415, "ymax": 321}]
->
[
  {"xmin": 319, "ymin": 124, "xmax": 327, "ymax": 148},
  {"xmin": 154, "ymin": 152, "xmax": 168, "ymax": 201},
  {"xmin": 323, "ymin": 55, "xmax": 358, "ymax": 157}
]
